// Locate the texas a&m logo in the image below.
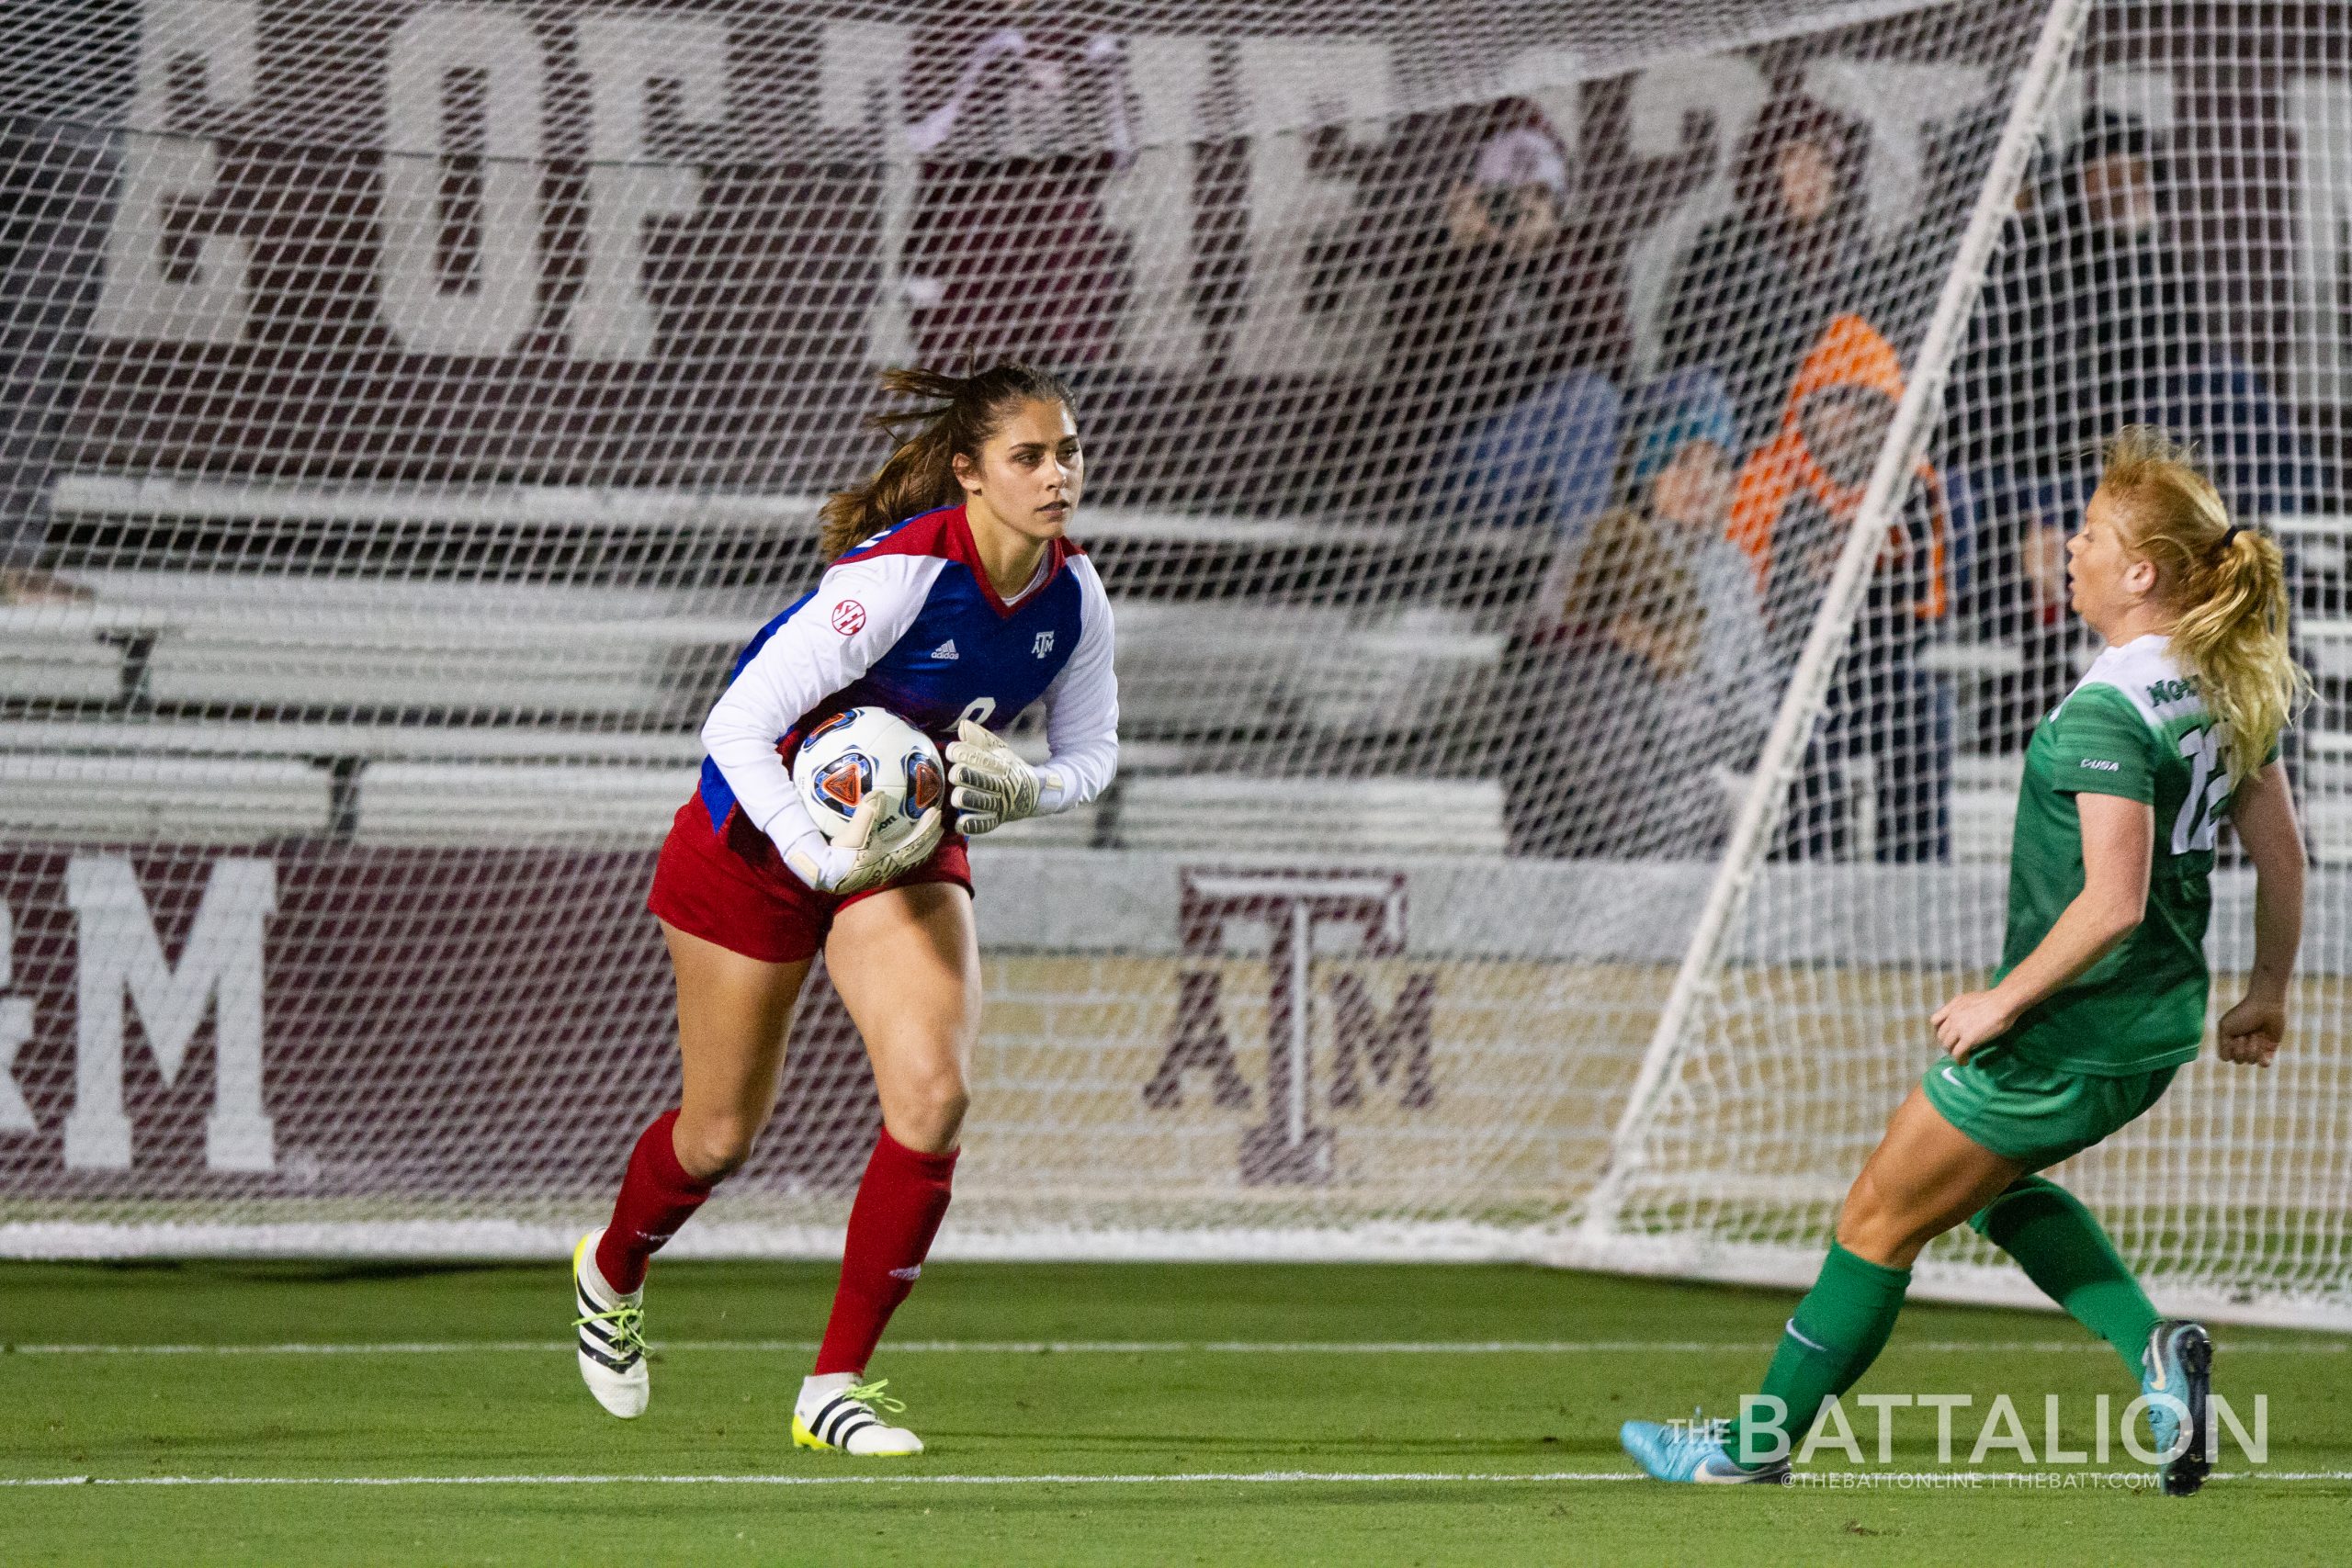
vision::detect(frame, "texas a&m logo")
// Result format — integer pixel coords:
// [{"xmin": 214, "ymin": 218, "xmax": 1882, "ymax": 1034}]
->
[{"xmin": 1142, "ymin": 871, "xmax": 1435, "ymax": 1186}]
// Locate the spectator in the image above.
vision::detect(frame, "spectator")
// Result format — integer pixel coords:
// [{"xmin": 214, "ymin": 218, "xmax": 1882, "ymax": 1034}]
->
[
  {"xmin": 1498, "ymin": 374, "xmax": 1771, "ymax": 860},
  {"xmin": 0, "ymin": 115, "xmax": 103, "ymax": 605},
  {"xmin": 1385, "ymin": 114, "xmax": 1630, "ymax": 535},
  {"xmin": 2048, "ymin": 110, "xmax": 2199, "ymax": 460},
  {"xmin": 1733, "ymin": 315, "xmax": 1952, "ymax": 862},
  {"xmin": 1952, "ymin": 108, "xmax": 2314, "ymax": 750},
  {"xmin": 1500, "ymin": 504, "xmax": 1698, "ymax": 857},
  {"xmin": 1958, "ymin": 468, "xmax": 2087, "ymax": 752},
  {"xmin": 1619, "ymin": 370, "xmax": 1777, "ymax": 827},
  {"xmin": 1964, "ymin": 109, "xmax": 2314, "ymax": 517},
  {"xmin": 1657, "ymin": 97, "xmax": 1870, "ymax": 447},
  {"xmin": 1951, "ymin": 139, "xmax": 2065, "ymax": 475},
  {"xmin": 1431, "ymin": 125, "xmax": 1629, "ymax": 386}
]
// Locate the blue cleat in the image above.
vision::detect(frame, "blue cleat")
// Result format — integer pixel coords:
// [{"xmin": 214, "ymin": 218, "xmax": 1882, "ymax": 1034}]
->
[
  {"xmin": 2140, "ymin": 1319, "xmax": 2212, "ymax": 1496},
  {"xmin": 1620, "ymin": 1414, "xmax": 1790, "ymax": 1484}
]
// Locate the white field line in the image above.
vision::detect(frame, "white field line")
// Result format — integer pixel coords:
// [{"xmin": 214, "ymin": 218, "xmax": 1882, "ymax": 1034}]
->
[
  {"xmin": 0, "ymin": 1472, "xmax": 1624, "ymax": 1489},
  {"xmin": 2, "ymin": 1470, "xmax": 2347, "ymax": 1490},
  {"xmin": 6, "ymin": 1337, "xmax": 2344, "ymax": 1357}
]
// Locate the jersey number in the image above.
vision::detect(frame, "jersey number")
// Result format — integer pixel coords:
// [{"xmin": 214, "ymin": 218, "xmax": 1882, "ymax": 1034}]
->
[
  {"xmin": 958, "ymin": 696, "xmax": 997, "ymax": 728},
  {"xmin": 2171, "ymin": 727, "xmax": 2233, "ymax": 854}
]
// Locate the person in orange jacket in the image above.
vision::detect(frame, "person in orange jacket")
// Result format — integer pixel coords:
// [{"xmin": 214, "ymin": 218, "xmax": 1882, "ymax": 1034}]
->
[{"xmin": 1730, "ymin": 314, "xmax": 1953, "ymax": 862}]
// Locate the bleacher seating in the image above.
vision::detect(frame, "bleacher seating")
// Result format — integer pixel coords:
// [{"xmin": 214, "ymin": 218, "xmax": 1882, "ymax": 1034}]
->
[
  {"xmin": 1113, "ymin": 601, "xmax": 1502, "ymax": 740},
  {"xmin": 26, "ymin": 484, "xmax": 2344, "ymax": 863},
  {"xmin": 0, "ymin": 718, "xmax": 703, "ymax": 844},
  {"xmin": 1115, "ymin": 775, "xmax": 1508, "ymax": 856},
  {"xmin": 0, "ymin": 604, "xmax": 141, "ymax": 705},
  {"xmin": 1950, "ymin": 752, "xmax": 2020, "ymax": 863},
  {"xmin": 8, "ymin": 570, "xmax": 747, "ymax": 723},
  {"xmin": 2290, "ymin": 729, "xmax": 2352, "ymax": 865},
  {"xmin": 0, "ymin": 750, "xmax": 335, "ymax": 841},
  {"xmin": 6, "ymin": 484, "xmax": 1519, "ymax": 852}
]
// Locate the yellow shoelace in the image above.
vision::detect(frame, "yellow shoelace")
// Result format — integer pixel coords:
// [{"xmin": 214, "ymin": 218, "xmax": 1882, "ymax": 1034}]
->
[
  {"xmin": 842, "ymin": 1378, "xmax": 907, "ymax": 1416},
  {"xmin": 574, "ymin": 1301, "xmax": 646, "ymax": 1359}
]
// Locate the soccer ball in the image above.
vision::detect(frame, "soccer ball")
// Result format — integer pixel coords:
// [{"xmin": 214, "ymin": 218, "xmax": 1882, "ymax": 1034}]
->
[{"xmin": 793, "ymin": 706, "xmax": 944, "ymax": 852}]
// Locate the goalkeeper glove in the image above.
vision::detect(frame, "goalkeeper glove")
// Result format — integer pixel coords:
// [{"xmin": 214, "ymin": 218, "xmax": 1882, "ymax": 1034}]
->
[
  {"xmin": 778, "ymin": 792, "xmax": 945, "ymax": 896},
  {"xmin": 945, "ymin": 718, "xmax": 1065, "ymax": 836}
]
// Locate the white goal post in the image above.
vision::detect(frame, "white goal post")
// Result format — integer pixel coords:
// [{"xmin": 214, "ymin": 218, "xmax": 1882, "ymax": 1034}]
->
[{"xmin": 1569, "ymin": 0, "xmax": 2091, "ymax": 1288}]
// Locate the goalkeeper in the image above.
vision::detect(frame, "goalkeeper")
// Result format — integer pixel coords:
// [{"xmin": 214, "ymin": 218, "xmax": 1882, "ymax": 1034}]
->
[
  {"xmin": 571, "ymin": 362, "xmax": 1119, "ymax": 1456},
  {"xmin": 1623, "ymin": 428, "xmax": 2307, "ymax": 1495}
]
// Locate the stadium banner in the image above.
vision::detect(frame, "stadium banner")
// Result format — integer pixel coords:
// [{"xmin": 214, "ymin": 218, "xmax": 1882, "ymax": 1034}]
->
[
  {"xmin": 24, "ymin": 1, "xmax": 2352, "ymax": 489},
  {"xmin": 0, "ymin": 841, "xmax": 2338, "ymax": 1248},
  {"xmin": 39, "ymin": 0, "xmax": 2346, "ymax": 508}
]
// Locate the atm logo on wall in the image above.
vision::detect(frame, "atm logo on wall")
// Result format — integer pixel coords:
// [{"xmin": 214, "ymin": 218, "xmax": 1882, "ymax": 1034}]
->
[{"xmin": 1142, "ymin": 870, "xmax": 1437, "ymax": 1187}]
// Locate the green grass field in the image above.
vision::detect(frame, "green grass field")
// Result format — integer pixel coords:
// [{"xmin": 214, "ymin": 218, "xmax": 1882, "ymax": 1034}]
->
[{"xmin": 2, "ymin": 1260, "xmax": 2345, "ymax": 1565}]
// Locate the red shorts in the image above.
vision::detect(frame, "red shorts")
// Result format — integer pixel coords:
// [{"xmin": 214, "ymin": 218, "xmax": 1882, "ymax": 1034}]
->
[{"xmin": 647, "ymin": 799, "xmax": 973, "ymax": 964}]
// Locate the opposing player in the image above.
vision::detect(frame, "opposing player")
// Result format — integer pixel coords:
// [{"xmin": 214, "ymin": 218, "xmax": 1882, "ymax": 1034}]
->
[
  {"xmin": 1622, "ymin": 428, "xmax": 2306, "ymax": 1494},
  {"xmin": 571, "ymin": 363, "xmax": 1117, "ymax": 1454}
]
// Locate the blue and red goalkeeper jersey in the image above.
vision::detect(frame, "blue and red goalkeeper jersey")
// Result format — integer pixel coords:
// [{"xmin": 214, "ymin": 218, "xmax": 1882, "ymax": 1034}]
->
[{"xmin": 697, "ymin": 504, "xmax": 1120, "ymax": 841}]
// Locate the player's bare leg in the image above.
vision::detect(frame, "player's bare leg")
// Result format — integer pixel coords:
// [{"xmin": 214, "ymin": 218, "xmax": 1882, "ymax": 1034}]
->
[
  {"xmin": 1835, "ymin": 1087, "xmax": 2026, "ymax": 1269},
  {"xmin": 1735, "ymin": 1089, "xmax": 2020, "ymax": 1454},
  {"xmin": 665, "ymin": 923, "xmax": 812, "ymax": 1184},
  {"xmin": 577, "ymin": 924, "xmax": 808, "ymax": 1418},
  {"xmin": 792, "ymin": 881, "xmax": 980, "ymax": 1456},
  {"xmin": 1839, "ymin": 1089, "xmax": 2205, "ymax": 1490},
  {"xmin": 1626, "ymin": 1089, "xmax": 2022, "ymax": 1479}
]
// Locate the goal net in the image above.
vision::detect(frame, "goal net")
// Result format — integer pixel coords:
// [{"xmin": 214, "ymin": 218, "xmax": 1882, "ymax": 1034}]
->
[
  {"xmin": 0, "ymin": 0, "xmax": 2343, "ymax": 1327},
  {"xmin": 1568, "ymin": 0, "xmax": 2352, "ymax": 1332}
]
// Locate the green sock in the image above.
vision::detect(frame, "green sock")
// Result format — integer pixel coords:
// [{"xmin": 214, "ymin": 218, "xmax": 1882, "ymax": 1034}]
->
[
  {"xmin": 1724, "ymin": 1242, "xmax": 1911, "ymax": 1469},
  {"xmin": 1972, "ymin": 1175, "xmax": 2160, "ymax": 1382}
]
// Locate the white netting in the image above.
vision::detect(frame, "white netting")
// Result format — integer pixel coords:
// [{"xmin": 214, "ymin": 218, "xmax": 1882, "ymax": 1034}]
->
[
  {"xmin": 0, "ymin": 0, "xmax": 2342, "ymax": 1325},
  {"xmin": 1579, "ymin": 0, "xmax": 2352, "ymax": 1327}
]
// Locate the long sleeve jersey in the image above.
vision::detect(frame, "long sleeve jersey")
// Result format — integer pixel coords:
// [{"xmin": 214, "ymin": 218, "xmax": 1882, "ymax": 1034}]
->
[{"xmin": 697, "ymin": 503, "xmax": 1120, "ymax": 848}]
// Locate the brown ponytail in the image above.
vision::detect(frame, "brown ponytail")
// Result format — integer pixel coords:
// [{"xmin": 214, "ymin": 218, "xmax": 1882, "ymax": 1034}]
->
[
  {"xmin": 818, "ymin": 363, "xmax": 1078, "ymax": 560},
  {"xmin": 2100, "ymin": 425, "xmax": 2311, "ymax": 784}
]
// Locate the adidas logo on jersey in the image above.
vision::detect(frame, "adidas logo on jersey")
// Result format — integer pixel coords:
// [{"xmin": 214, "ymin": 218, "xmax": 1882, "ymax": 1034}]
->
[{"xmin": 931, "ymin": 639, "xmax": 959, "ymax": 660}]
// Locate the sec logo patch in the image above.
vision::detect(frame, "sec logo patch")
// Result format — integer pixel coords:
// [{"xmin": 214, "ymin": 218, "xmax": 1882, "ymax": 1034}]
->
[{"xmin": 831, "ymin": 599, "xmax": 866, "ymax": 636}]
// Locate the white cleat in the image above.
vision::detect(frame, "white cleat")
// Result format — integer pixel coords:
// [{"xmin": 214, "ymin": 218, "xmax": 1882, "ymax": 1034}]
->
[
  {"xmin": 573, "ymin": 1229, "xmax": 649, "ymax": 1418},
  {"xmin": 793, "ymin": 1375, "xmax": 924, "ymax": 1456}
]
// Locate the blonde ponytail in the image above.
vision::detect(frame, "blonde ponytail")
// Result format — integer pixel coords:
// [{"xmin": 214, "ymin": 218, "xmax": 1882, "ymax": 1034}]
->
[
  {"xmin": 818, "ymin": 363, "xmax": 1078, "ymax": 560},
  {"xmin": 2100, "ymin": 426, "xmax": 2310, "ymax": 783}
]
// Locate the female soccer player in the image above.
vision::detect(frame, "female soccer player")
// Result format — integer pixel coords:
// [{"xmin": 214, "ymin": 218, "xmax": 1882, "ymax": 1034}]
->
[
  {"xmin": 1623, "ymin": 428, "xmax": 2306, "ymax": 1495},
  {"xmin": 571, "ymin": 362, "xmax": 1118, "ymax": 1455}
]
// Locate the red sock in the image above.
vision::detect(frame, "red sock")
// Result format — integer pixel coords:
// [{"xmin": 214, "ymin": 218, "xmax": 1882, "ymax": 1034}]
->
[
  {"xmin": 594, "ymin": 1110, "xmax": 714, "ymax": 1294},
  {"xmin": 812, "ymin": 1128, "xmax": 959, "ymax": 1376}
]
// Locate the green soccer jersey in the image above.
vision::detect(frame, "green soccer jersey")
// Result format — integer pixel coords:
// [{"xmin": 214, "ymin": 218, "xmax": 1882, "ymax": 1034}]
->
[{"xmin": 1996, "ymin": 634, "xmax": 2258, "ymax": 1075}]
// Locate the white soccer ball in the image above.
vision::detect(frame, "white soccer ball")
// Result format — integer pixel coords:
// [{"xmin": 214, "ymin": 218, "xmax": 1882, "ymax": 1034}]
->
[{"xmin": 793, "ymin": 706, "xmax": 944, "ymax": 852}]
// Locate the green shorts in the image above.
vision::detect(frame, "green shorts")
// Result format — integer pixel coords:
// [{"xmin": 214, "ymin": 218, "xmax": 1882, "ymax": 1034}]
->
[{"xmin": 1919, "ymin": 1045, "xmax": 2178, "ymax": 1170}]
